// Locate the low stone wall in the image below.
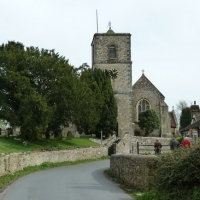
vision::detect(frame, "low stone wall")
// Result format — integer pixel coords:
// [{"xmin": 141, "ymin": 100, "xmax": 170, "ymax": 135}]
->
[
  {"xmin": 116, "ymin": 134, "xmax": 172, "ymax": 154},
  {"xmin": 110, "ymin": 154, "xmax": 158, "ymax": 190},
  {"xmin": 0, "ymin": 146, "xmax": 107, "ymax": 177}
]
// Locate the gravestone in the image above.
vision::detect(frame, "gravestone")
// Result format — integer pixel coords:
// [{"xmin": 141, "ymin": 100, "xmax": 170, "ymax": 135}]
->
[{"xmin": 67, "ymin": 131, "xmax": 72, "ymax": 140}]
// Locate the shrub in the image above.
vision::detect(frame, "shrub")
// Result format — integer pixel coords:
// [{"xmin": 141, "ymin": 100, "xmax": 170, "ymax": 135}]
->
[
  {"xmin": 175, "ymin": 136, "xmax": 183, "ymax": 143},
  {"xmin": 156, "ymin": 144, "xmax": 200, "ymax": 200}
]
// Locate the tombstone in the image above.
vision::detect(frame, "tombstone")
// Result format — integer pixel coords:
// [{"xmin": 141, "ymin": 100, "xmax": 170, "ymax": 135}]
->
[
  {"xmin": 67, "ymin": 131, "xmax": 72, "ymax": 140},
  {"xmin": 6, "ymin": 128, "xmax": 13, "ymax": 136}
]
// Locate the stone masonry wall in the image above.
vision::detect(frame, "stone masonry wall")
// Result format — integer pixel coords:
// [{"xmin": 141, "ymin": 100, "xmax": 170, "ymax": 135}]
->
[
  {"xmin": 0, "ymin": 146, "xmax": 107, "ymax": 177},
  {"xmin": 132, "ymin": 74, "xmax": 171, "ymax": 137},
  {"xmin": 116, "ymin": 134, "xmax": 171, "ymax": 154},
  {"xmin": 110, "ymin": 154, "xmax": 158, "ymax": 190}
]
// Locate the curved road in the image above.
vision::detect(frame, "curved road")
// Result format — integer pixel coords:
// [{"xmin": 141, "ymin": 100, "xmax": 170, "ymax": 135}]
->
[{"xmin": 0, "ymin": 160, "xmax": 133, "ymax": 200}]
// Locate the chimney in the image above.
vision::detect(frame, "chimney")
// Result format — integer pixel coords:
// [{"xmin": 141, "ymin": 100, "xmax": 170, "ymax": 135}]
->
[{"xmin": 190, "ymin": 101, "xmax": 199, "ymax": 113}]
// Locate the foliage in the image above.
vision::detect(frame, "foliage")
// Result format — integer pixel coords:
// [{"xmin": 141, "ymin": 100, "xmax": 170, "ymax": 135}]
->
[
  {"xmin": 0, "ymin": 41, "xmax": 117, "ymax": 141},
  {"xmin": 78, "ymin": 68, "xmax": 117, "ymax": 138},
  {"xmin": 0, "ymin": 41, "xmax": 74, "ymax": 140},
  {"xmin": 93, "ymin": 69, "xmax": 117, "ymax": 138},
  {"xmin": 156, "ymin": 144, "xmax": 200, "ymax": 200},
  {"xmin": 135, "ymin": 190, "xmax": 169, "ymax": 200},
  {"xmin": 176, "ymin": 100, "xmax": 188, "ymax": 111},
  {"xmin": 175, "ymin": 136, "xmax": 183, "ymax": 143},
  {"xmin": 180, "ymin": 107, "xmax": 191, "ymax": 130},
  {"xmin": 175, "ymin": 100, "xmax": 188, "ymax": 128},
  {"xmin": 75, "ymin": 68, "xmax": 104, "ymax": 135},
  {"xmin": 138, "ymin": 109, "xmax": 160, "ymax": 136}
]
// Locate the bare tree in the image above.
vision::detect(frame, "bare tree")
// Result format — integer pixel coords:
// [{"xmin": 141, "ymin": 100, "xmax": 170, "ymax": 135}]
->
[{"xmin": 175, "ymin": 100, "xmax": 188, "ymax": 129}]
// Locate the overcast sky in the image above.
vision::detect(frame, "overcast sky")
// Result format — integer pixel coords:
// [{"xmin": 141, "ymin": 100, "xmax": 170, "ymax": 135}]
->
[{"xmin": 1, "ymin": 0, "xmax": 200, "ymax": 111}]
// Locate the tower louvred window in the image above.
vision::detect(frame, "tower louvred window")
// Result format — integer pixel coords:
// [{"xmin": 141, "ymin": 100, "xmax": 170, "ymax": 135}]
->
[{"xmin": 109, "ymin": 45, "xmax": 116, "ymax": 59}]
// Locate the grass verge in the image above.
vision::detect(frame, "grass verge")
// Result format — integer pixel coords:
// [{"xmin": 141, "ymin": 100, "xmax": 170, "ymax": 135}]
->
[
  {"xmin": 0, "ymin": 156, "xmax": 109, "ymax": 193},
  {"xmin": 104, "ymin": 169, "xmax": 140, "ymax": 199},
  {"xmin": 0, "ymin": 136, "xmax": 100, "ymax": 154},
  {"xmin": 104, "ymin": 170, "xmax": 171, "ymax": 200}
]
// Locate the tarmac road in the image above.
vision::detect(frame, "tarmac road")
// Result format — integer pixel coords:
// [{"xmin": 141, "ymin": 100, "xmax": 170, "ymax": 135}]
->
[{"xmin": 0, "ymin": 160, "xmax": 133, "ymax": 200}]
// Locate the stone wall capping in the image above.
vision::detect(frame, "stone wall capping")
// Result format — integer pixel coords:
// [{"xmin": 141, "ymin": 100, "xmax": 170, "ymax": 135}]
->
[{"xmin": 0, "ymin": 147, "xmax": 108, "ymax": 177}]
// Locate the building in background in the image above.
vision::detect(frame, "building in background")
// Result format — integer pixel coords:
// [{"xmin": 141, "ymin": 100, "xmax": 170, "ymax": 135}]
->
[{"xmin": 180, "ymin": 101, "xmax": 200, "ymax": 140}]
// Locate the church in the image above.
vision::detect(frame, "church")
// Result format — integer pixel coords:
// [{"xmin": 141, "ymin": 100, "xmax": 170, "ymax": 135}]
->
[{"xmin": 91, "ymin": 26, "xmax": 177, "ymax": 138}]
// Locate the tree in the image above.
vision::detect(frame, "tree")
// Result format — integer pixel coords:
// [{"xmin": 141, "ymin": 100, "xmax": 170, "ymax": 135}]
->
[
  {"xmin": 0, "ymin": 41, "xmax": 79, "ymax": 140},
  {"xmin": 0, "ymin": 41, "xmax": 53, "ymax": 140},
  {"xmin": 77, "ymin": 68, "xmax": 117, "ymax": 138},
  {"xmin": 93, "ymin": 69, "xmax": 117, "ymax": 138},
  {"xmin": 0, "ymin": 41, "xmax": 117, "ymax": 140},
  {"xmin": 180, "ymin": 107, "xmax": 191, "ymax": 130},
  {"xmin": 175, "ymin": 100, "xmax": 188, "ymax": 129},
  {"xmin": 72, "ymin": 69, "xmax": 103, "ymax": 135},
  {"xmin": 138, "ymin": 109, "xmax": 160, "ymax": 136}
]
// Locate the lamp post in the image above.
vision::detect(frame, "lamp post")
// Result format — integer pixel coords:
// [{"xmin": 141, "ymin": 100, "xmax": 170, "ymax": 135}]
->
[{"xmin": 101, "ymin": 131, "xmax": 102, "ymax": 145}]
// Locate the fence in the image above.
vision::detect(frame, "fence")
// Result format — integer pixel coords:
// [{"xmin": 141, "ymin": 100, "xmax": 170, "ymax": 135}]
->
[{"xmin": 136, "ymin": 142, "xmax": 171, "ymax": 154}]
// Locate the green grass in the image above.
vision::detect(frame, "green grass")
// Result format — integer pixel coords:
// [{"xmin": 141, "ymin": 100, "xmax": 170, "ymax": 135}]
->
[
  {"xmin": 0, "ymin": 136, "xmax": 100, "ymax": 154},
  {"xmin": 0, "ymin": 156, "xmax": 109, "ymax": 192},
  {"xmin": 104, "ymin": 170, "xmax": 172, "ymax": 200}
]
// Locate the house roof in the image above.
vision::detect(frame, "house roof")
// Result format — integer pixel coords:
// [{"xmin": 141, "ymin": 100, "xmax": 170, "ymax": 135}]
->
[
  {"xmin": 194, "ymin": 112, "xmax": 200, "ymax": 121},
  {"xmin": 180, "ymin": 120, "xmax": 200, "ymax": 132},
  {"xmin": 169, "ymin": 111, "xmax": 177, "ymax": 128}
]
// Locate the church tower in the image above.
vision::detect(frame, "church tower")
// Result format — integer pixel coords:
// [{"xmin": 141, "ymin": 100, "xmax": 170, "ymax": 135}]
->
[{"xmin": 91, "ymin": 25, "xmax": 133, "ymax": 137}]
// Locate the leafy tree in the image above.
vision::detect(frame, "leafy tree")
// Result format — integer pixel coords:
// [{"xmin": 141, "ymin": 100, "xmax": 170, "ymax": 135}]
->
[
  {"xmin": 75, "ymin": 68, "xmax": 105, "ymax": 135},
  {"xmin": 93, "ymin": 69, "xmax": 117, "ymax": 138},
  {"xmin": 180, "ymin": 107, "xmax": 191, "ymax": 130},
  {"xmin": 138, "ymin": 109, "xmax": 160, "ymax": 136},
  {"xmin": 77, "ymin": 68, "xmax": 117, "ymax": 138},
  {"xmin": 24, "ymin": 46, "xmax": 83, "ymax": 139},
  {"xmin": 0, "ymin": 41, "xmax": 117, "ymax": 140},
  {"xmin": 0, "ymin": 41, "xmax": 80, "ymax": 140},
  {"xmin": 0, "ymin": 41, "xmax": 53, "ymax": 140}
]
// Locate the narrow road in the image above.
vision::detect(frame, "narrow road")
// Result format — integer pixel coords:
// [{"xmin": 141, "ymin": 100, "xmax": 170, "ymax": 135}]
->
[{"xmin": 0, "ymin": 160, "xmax": 133, "ymax": 200}]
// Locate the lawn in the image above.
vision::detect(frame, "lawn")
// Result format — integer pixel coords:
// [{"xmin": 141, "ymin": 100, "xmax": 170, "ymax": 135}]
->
[{"xmin": 0, "ymin": 136, "xmax": 100, "ymax": 154}]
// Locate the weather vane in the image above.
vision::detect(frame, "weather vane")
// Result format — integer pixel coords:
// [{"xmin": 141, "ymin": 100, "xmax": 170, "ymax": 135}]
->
[
  {"xmin": 142, "ymin": 69, "xmax": 145, "ymax": 74},
  {"xmin": 108, "ymin": 21, "xmax": 112, "ymax": 30}
]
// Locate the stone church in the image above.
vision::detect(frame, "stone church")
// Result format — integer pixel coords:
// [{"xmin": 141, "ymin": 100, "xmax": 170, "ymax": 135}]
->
[{"xmin": 91, "ymin": 27, "xmax": 176, "ymax": 138}]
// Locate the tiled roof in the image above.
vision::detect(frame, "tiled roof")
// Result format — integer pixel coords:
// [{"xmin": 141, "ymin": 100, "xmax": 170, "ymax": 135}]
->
[
  {"xmin": 194, "ymin": 112, "xmax": 200, "ymax": 121},
  {"xmin": 169, "ymin": 112, "xmax": 177, "ymax": 128},
  {"xmin": 180, "ymin": 120, "xmax": 200, "ymax": 132}
]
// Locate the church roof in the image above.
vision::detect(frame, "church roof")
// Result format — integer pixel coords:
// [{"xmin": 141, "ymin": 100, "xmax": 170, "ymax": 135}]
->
[
  {"xmin": 132, "ymin": 73, "xmax": 165, "ymax": 98},
  {"xmin": 91, "ymin": 29, "xmax": 131, "ymax": 45},
  {"xmin": 106, "ymin": 29, "xmax": 115, "ymax": 34}
]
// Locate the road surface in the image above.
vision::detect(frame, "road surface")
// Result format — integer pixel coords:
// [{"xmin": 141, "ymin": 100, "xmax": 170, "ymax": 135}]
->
[{"xmin": 0, "ymin": 160, "xmax": 133, "ymax": 200}]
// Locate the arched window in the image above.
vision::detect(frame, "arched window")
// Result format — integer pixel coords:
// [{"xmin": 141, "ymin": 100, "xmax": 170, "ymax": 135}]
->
[
  {"xmin": 137, "ymin": 99, "xmax": 150, "ymax": 119},
  {"xmin": 109, "ymin": 45, "xmax": 116, "ymax": 59}
]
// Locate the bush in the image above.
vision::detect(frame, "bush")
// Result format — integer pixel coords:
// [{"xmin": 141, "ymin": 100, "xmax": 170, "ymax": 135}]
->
[
  {"xmin": 156, "ymin": 144, "xmax": 200, "ymax": 200},
  {"xmin": 175, "ymin": 136, "xmax": 183, "ymax": 143}
]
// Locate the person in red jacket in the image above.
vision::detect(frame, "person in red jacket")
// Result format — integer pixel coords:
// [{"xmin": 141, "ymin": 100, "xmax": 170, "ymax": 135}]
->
[{"xmin": 182, "ymin": 137, "xmax": 191, "ymax": 147}]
